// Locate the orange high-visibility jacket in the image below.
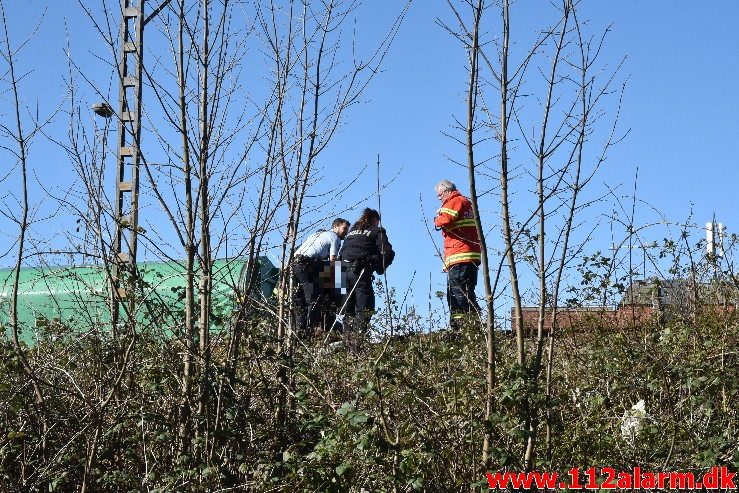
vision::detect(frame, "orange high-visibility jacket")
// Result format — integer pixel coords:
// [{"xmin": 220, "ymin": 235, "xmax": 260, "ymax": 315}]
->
[{"xmin": 434, "ymin": 191, "xmax": 481, "ymax": 269}]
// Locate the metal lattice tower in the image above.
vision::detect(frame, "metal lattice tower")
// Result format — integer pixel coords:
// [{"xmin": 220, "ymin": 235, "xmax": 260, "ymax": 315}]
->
[
  {"xmin": 111, "ymin": 0, "xmax": 145, "ymax": 329},
  {"xmin": 108, "ymin": 0, "xmax": 172, "ymax": 330}
]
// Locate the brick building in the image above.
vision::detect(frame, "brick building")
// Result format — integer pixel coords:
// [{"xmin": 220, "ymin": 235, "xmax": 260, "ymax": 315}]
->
[{"xmin": 512, "ymin": 278, "xmax": 739, "ymax": 334}]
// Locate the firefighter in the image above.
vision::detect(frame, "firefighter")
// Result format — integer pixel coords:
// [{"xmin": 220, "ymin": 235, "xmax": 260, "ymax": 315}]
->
[
  {"xmin": 434, "ymin": 179, "xmax": 481, "ymax": 329},
  {"xmin": 293, "ymin": 218, "xmax": 350, "ymax": 337},
  {"xmin": 340, "ymin": 208, "xmax": 395, "ymax": 346}
]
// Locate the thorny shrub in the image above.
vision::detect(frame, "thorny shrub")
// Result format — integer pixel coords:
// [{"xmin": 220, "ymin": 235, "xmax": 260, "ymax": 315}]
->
[{"xmin": 1, "ymin": 298, "xmax": 738, "ymax": 492}]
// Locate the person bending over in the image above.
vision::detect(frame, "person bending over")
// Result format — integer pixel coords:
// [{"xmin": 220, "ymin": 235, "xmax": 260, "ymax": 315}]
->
[{"xmin": 292, "ymin": 217, "xmax": 350, "ymax": 337}]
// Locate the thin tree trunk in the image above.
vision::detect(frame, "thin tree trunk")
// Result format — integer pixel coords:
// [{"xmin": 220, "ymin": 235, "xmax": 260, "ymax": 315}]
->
[
  {"xmin": 545, "ymin": 1, "xmax": 584, "ymax": 461},
  {"xmin": 197, "ymin": 0, "xmax": 212, "ymax": 461},
  {"xmin": 177, "ymin": 0, "xmax": 196, "ymax": 456},
  {"xmin": 526, "ymin": 1, "xmax": 570, "ymax": 470},
  {"xmin": 273, "ymin": 3, "xmax": 298, "ymax": 455},
  {"xmin": 464, "ymin": 0, "xmax": 497, "ymax": 471},
  {"xmin": 498, "ymin": 0, "xmax": 524, "ymax": 370},
  {"xmin": 275, "ymin": 1, "xmax": 331, "ymax": 455},
  {"xmin": 1, "ymin": 2, "xmax": 48, "ymax": 459}
]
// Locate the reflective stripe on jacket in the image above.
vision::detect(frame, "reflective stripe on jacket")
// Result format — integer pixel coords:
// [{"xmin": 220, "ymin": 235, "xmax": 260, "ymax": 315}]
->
[{"xmin": 434, "ymin": 191, "xmax": 481, "ymax": 269}]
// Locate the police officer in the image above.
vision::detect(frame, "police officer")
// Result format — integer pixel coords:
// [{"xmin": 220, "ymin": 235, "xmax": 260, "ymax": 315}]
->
[
  {"xmin": 340, "ymin": 208, "xmax": 395, "ymax": 343},
  {"xmin": 293, "ymin": 218, "xmax": 350, "ymax": 337}
]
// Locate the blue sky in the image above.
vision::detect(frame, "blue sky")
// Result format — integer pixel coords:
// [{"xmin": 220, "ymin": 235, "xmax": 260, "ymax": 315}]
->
[
  {"xmin": 324, "ymin": 2, "xmax": 739, "ymax": 322},
  {"xmin": 2, "ymin": 1, "xmax": 739, "ymax": 327}
]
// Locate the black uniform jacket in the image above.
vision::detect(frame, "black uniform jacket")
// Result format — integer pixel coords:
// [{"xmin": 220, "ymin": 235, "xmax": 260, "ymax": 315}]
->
[{"xmin": 340, "ymin": 225, "xmax": 395, "ymax": 274}]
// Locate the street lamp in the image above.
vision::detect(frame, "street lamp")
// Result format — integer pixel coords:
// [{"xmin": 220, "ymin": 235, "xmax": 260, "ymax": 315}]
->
[{"xmin": 92, "ymin": 102, "xmax": 113, "ymax": 118}]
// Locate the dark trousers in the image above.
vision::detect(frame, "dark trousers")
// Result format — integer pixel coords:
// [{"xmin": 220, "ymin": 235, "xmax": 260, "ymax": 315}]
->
[
  {"xmin": 447, "ymin": 262, "xmax": 479, "ymax": 327},
  {"xmin": 315, "ymin": 291, "xmax": 342, "ymax": 333},
  {"xmin": 292, "ymin": 257, "xmax": 321, "ymax": 334},
  {"xmin": 344, "ymin": 266, "xmax": 375, "ymax": 333}
]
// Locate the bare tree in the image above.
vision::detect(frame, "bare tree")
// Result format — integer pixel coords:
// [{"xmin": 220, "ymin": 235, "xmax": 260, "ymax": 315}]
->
[
  {"xmin": 445, "ymin": 0, "xmax": 624, "ymax": 471},
  {"xmin": 0, "ymin": 0, "xmax": 50, "ymax": 466},
  {"xmin": 444, "ymin": 0, "xmax": 499, "ymax": 471}
]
